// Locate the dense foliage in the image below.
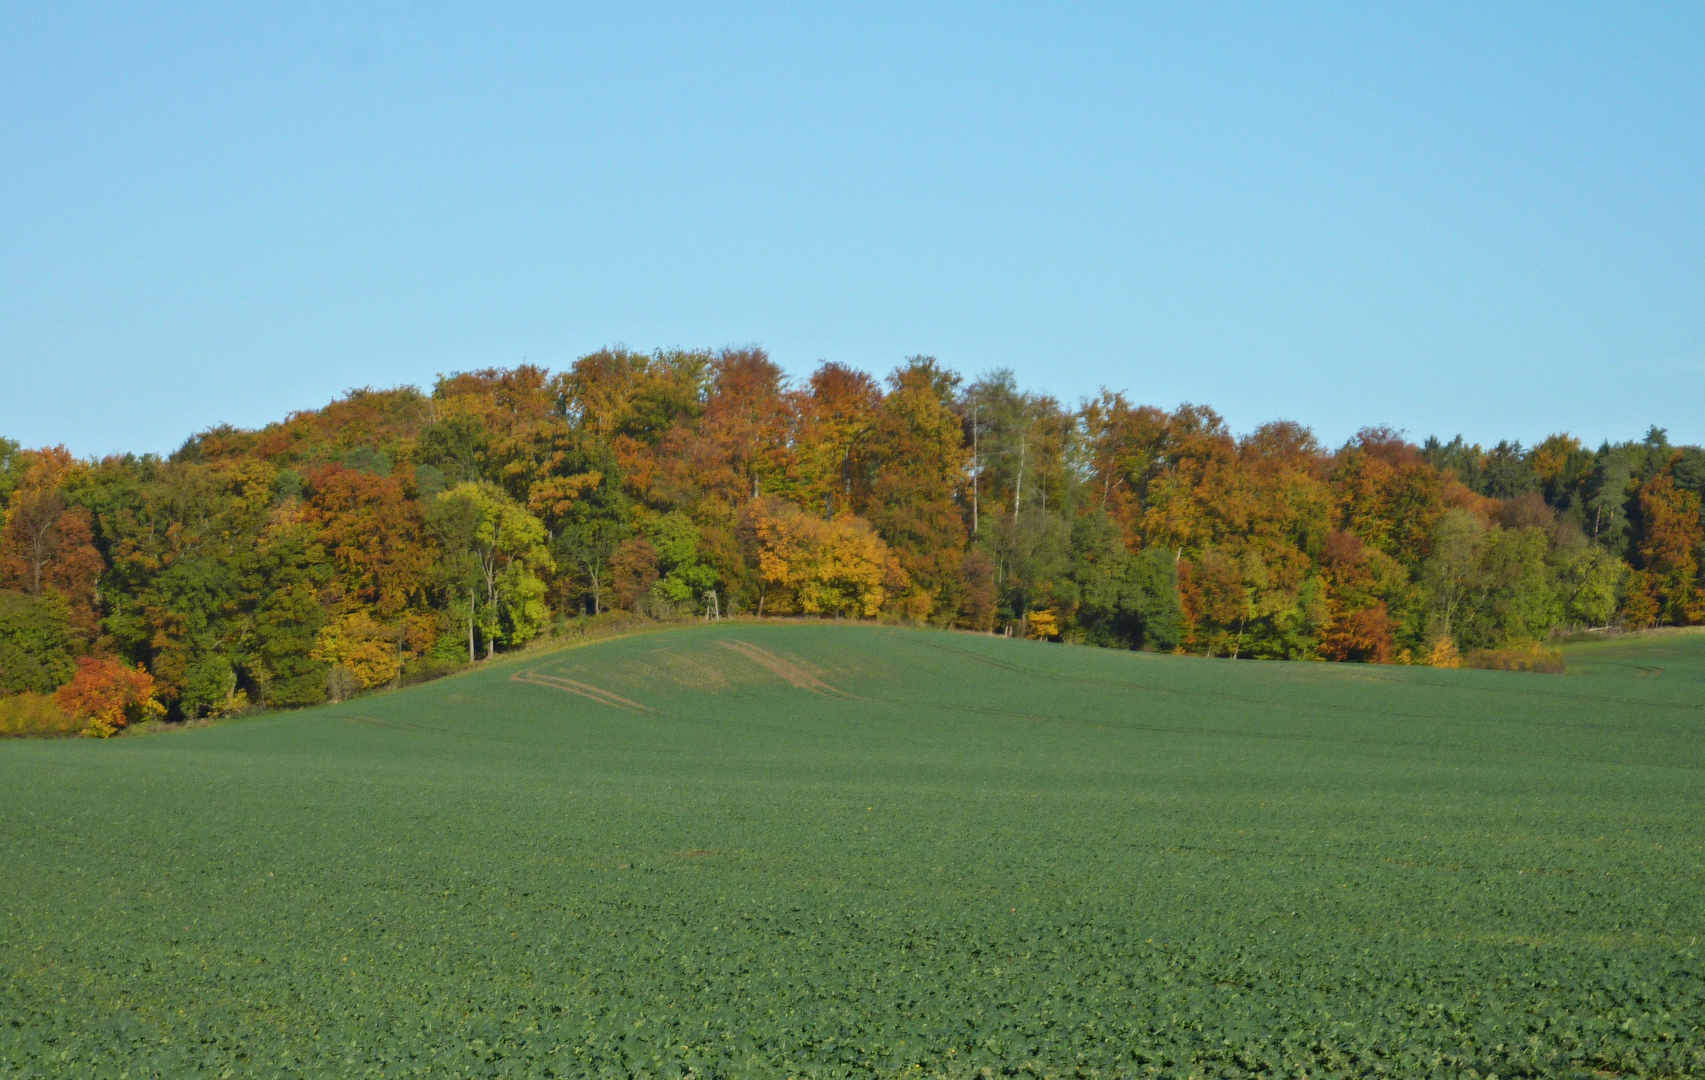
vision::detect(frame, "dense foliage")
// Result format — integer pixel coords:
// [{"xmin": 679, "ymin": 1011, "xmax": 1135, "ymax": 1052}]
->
[
  {"xmin": 3, "ymin": 349, "xmax": 1702, "ymax": 722},
  {"xmin": 3, "ymin": 623, "xmax": 1701, "ymax": 1077}
]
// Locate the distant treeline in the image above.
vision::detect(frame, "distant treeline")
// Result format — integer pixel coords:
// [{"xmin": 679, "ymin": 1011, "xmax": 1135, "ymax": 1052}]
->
[{"xmin": 2, "ymin": 349, "xmax": 1701, "ymax": 727}]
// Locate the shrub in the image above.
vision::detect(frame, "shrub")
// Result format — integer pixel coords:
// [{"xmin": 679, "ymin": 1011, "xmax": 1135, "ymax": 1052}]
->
[
  {"xmin": 398, "ymin": 657, "xmax": 466, "ymax": 687},
  {"xmin": 1423, "ymin": 637, "xmax": 1461, "ymax": 668},
  {"xmin": 0, "ymin": 692, "xmax": 79, "ymax": 737}
]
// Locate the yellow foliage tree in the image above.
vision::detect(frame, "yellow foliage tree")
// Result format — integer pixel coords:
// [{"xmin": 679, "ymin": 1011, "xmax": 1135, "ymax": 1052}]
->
[
  {"xmin": 745, "ymin": 498, "xmax": 892, "ymax": 618},
  {"xmin": 311, "ymin": 611, "xmax": 402, "ymax": 696}
]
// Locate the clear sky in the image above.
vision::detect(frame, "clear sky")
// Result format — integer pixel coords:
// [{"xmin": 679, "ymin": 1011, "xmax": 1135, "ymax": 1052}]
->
[{"xmin": 2, "ymin": 3, "xmax": 1701, "ymax": 458}]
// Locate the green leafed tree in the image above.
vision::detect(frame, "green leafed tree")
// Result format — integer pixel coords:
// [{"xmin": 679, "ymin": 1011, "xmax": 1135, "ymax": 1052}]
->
[
  {"xmin": 640, "ymin": 511, "xmax": 717, "ymax": 610},
  {"xmin": 0, "ymin": 589, "xmax": 78, "ymax": 694},
  {"xmin": 429, "ymin": 483, "xmax": 553, "ymax": 658}
]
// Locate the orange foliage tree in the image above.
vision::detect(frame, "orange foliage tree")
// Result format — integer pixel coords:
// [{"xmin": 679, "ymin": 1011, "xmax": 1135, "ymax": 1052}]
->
[
  {"xmin": 662, "ymin": 348, "xmax": 796, "ymax": 510},
  {"xmin": 1080, "ymin": 390, "xmax": 1171, "ymax": 544},
  {"xmin": 859, "ymin": 359, "xmax": 967, "ymax": 617},
  {"xmin": 0, "ymin": 447, "xmax": 105, "ymax": 636},
  {"xmin": 1315, "ymin": 530, "xmax": 1405, "ymax": 663},
  {"xmin": 1635, "ymin": 469, "xmax": 1704, "ymax": 624},
  {"xmin": 305, "ymin": 464, "xmax": 434, "ymax": 618},
  {"xmin": 795, "ymin": 364, "xmax": 882, "ymax": 519},
  {"xmin": 1329, "ymin": 428, "xmax": 1444, "ymax": 569},
  {"xmin": 55, "ymin": 656, "xmax": 164, "ymax": 737}
]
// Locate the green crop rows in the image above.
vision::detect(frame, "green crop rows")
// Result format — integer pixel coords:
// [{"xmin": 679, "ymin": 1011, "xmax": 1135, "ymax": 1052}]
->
[{"xmin": 3, "ymin": 624, "xmax": 1703, "ymax": 1078}]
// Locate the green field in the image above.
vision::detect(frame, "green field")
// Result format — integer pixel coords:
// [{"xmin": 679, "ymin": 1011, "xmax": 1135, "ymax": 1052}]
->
[{"xmin": 3, "ymin": 625, "xmax": 1703, "ymax": 1078}]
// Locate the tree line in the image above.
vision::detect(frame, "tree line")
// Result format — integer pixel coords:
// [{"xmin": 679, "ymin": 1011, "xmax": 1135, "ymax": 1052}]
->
[{"xmin": 2, "ymin": 348, "xmax": 1701, "ymax": 732}]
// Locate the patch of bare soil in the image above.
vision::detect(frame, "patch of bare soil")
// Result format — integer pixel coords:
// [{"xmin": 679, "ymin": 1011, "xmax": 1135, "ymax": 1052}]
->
[
  {"xmin": 511, "ymin": 670, "xmax": 657, "ymax": 713},
  {"xmin": 716, "ymin": 639, "xmax": 857, "ymax": 698},
  {"xmin": 637, "ymin": 648, "xmax": 736, "ymax": 692}
]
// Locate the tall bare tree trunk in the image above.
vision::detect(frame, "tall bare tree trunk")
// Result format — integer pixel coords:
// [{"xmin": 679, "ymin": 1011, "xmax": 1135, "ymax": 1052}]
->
[
  {"xmin": 970, "ymin": 409, "xmax": 980, "ymax": 535},
  {"xmin": 1013, "ymin": 438, "xmax": 1025, "ymax": 516}
]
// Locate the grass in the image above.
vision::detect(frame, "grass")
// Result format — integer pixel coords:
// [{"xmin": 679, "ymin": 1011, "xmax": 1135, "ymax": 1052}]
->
[
  {"xmin": 2, "ymin": 623, "xmax": 1702, "ymax": 1078},
  {"xmin": 1460, "ymin": 643, "xmax": 1566, "ymax": 673}
]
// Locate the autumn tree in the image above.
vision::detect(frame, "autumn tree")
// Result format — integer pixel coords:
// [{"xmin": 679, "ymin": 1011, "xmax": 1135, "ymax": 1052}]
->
[
  {"xmin": 660, "ymin": 348, "xmax": 795, "ymax": 509},
  {"xmin": 1080, "ymin": 390, "xmax": 1171, "ymax": 545},
  {"xmin": 1329, "ymin": 428, "xmax": 1444, "ymax": 570},
  {"xmin": 1315, "ymin": 531, "xmax": 1407, "ymax": 663},
  {"xmin": 55, "ymin": 655, "xmax": 164, "ymax": 737},
  {"xmin": 1180, "ymin": 548, "xmax": 1259, "ymax": 658},
  {"xmin": 861, "ymin": 358, "xmax": 968, "ymax": 618},
  {"xmin": 954, "ymin": 548, "xmax": 998, "ymax": 631},
  {"xmin": 795, "ymin": 363, "xmax": 881, "ymax": 518},
  {"xmin": 609, "ymin": 538, "xmax": 661, "ymax": 611},
  {"xmin": 304, "ymin": 464, "xmax": 433, "ymax": 618},
  {"xmin": 560, "ymin": 348, "xmax": 711, "ymax": 503},
  {"xmin": 1633, "ymin": 468, "xmax": 1704, "ymax": 624},
  {"xmin": 0, "ymin": 447, "xmax": 104, "ymax": 636},
  {"xmin": 1136, "ymin": 411, "xmax": 1327, "ymax": 658},
  {"xmin": 739, "ymin": 497, "xmax": 894, "ymax": 618},
  {"xmin": 312, "ymin": 610, "xmax": 403, "ymax": 699}
]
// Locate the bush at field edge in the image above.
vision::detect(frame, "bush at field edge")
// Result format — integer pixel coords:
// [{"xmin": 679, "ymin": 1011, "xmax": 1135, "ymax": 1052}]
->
[{"xmin": 0, "ymin": 692, "xmax": 80, "ymax": 737}]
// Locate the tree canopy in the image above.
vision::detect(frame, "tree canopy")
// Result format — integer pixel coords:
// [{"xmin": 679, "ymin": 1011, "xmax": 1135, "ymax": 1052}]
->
[{"xmin": 5, "ymin": 349, "xmax": 1701, "ymax": 720}]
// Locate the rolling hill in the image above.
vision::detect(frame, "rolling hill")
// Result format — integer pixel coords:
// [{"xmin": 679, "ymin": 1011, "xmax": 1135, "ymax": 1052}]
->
[{"xmin": 3, "ymin": 624, "xmax": 1703, "ymax": 1078}]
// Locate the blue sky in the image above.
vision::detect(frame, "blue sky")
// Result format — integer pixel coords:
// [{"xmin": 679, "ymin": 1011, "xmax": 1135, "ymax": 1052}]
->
[{"xmin": 2, "ymin": 3, "xmax": 1701, "ymax": 458}]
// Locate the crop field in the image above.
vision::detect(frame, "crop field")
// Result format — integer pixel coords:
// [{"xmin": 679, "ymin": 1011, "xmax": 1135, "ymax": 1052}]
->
[{"xmin": 3, "ymin": 624, "xmax": 1703, "ymax": 1079}]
